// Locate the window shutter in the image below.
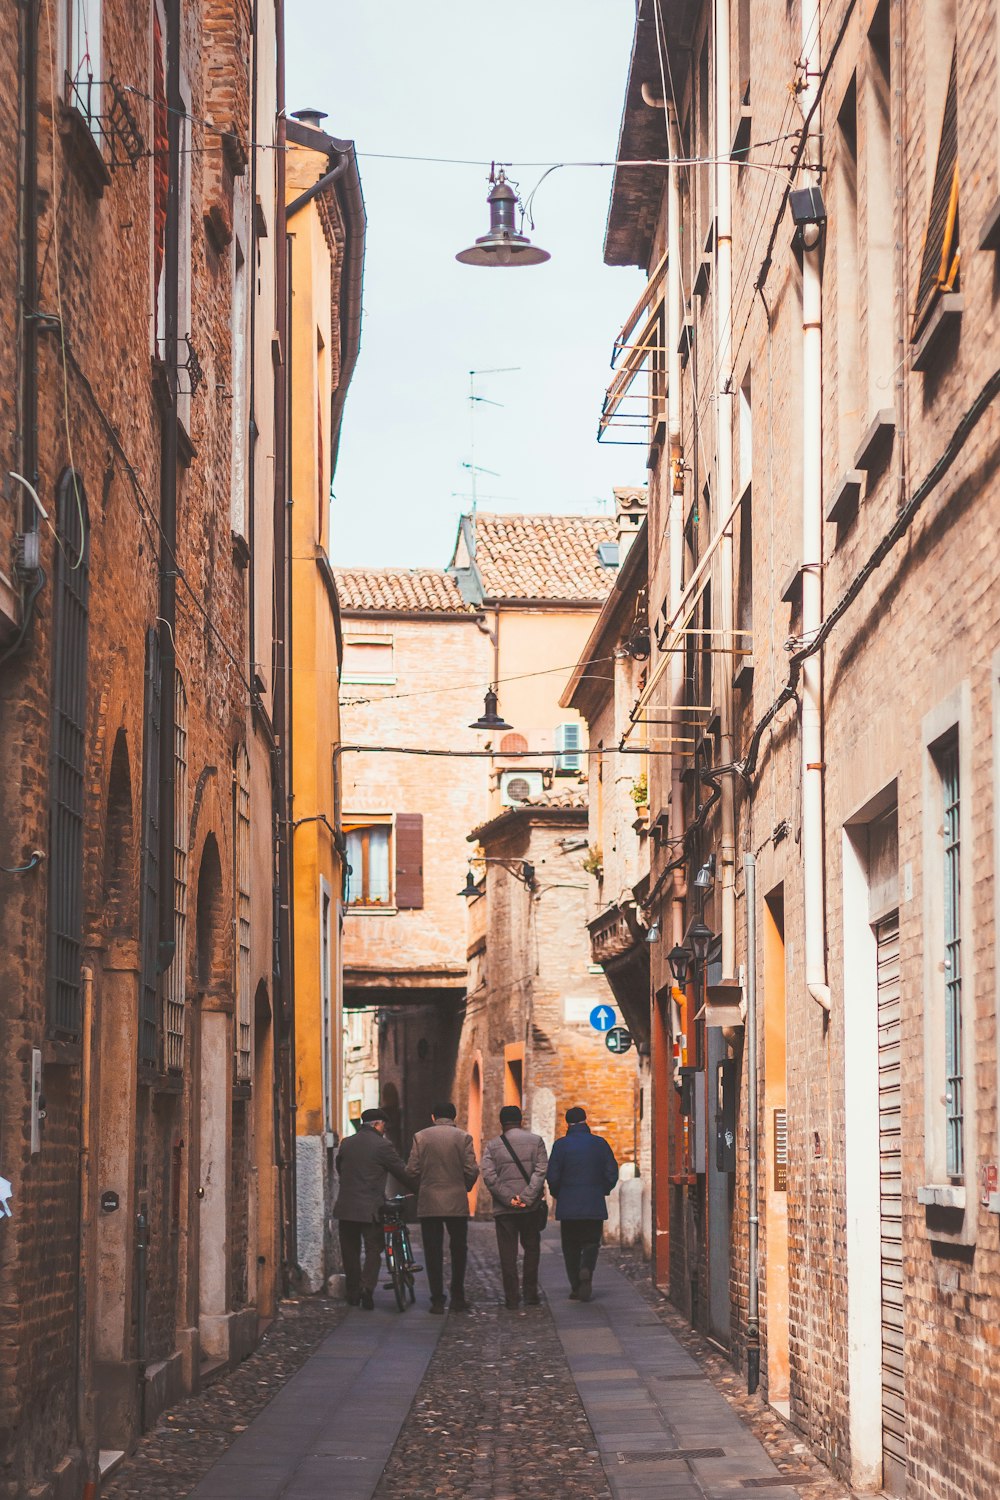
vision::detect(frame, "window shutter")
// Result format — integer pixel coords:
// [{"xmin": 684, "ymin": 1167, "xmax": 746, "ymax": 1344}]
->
[
  {"xmin": 394, "ymin": 814, "xmax": 424, "ymax": 909},
  {"xmin": 139, "ymin": 628, "xmax": 162, "ymax": 1068},
  {"xmin": 912, "ymin": 45, "xmax": 959, "ymax": 338}
]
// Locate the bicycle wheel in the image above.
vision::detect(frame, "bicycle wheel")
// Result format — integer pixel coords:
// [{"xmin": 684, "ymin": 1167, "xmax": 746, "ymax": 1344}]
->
[{"xmin": 389, "ymin": 1230, "xmax": 408, "ymax": 1311}]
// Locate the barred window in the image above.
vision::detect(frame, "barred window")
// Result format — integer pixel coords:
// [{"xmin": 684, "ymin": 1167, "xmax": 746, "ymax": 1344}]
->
[
  {"xmin": 235, "ymin": 744, "xmax": 252, "ymax": 1083},
  {"xmin": 47, "ymin": 472, "xmax": 90, "ymax": 1038},
  {"xmin": 938, "ymin": 737, "xmax": 963, "ymax": 1180},
  {"xmin": 164, "ymin": 671, "xmax": 188, "ymax": 1072}
]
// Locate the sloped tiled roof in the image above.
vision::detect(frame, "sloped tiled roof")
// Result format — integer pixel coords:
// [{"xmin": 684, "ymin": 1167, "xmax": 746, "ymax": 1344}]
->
[
  {"xmin": 470, "ymin": 513, "xmax": 618, "ymax": 602},
  {"xmin": 334, "ymin": 567, "xmax": 469, "ymax": 614}
]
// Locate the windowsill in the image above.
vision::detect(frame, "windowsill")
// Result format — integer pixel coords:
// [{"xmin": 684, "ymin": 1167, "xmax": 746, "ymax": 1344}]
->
[
  {"xmin": 341, "ymin": 677, "xmax": 397, "ymax": 687},
  {"xmin": 780, "ymin": 561, "xmax": 802, "ymax": 605},
  {"xmin": 826, "ymin": 468, "xmax": 865, "ymax": 526},
  {"xmin": 346, "ymin": 905, "xmax": 398, "ymax": 916},
  {"xmin": 58, "ymin": 99, "xmax": 110, "ymax": 198},
  {"xmin": 978, "ymin": 193, "xmax": 1000, "ymax": 252},
  {"xmin": 853, "ymin": 408, "xmax": 896, "ymax": 472},
  {"xmin": 917, "ymin": 1183, "xmax": 965, "ymax": 1209},
  {"xmin": 912, "ymin": 293, "xmax": 963, "ymax": 373},
  {"xmin": 731, "ymin": 104, "xmax": 752, "ymax": 161},
  {"xmin": 693, "ymin": 252, "xmax": 712, "ymax": 298}
]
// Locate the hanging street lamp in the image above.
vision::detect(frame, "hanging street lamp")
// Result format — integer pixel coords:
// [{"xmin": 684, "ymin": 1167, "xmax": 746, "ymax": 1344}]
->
[
  {"xmin": 455, "ymin": 169, "xmax": 551, "ymax": 267},
  {"xmin": 469, "ymin": 686, "xmax": 513, "ymax": 731}
]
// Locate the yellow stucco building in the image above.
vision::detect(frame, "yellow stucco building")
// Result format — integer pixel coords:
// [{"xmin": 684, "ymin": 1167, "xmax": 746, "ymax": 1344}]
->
[{"xmin": 285, "ymin": 109, "xmax": 365, "ymax": 1291}]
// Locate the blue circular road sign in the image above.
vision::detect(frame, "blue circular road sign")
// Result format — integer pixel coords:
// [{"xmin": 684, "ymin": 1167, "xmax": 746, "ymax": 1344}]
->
[{"xmin": 589, "ymin": 1003, "xmax": 617, "ymax": 1032}]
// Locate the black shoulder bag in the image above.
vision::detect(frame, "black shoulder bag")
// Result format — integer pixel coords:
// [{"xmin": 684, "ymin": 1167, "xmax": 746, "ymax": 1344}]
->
[{"xmin": 499, "ymin": 1133, "xmax": 549, "ymax": 1230}]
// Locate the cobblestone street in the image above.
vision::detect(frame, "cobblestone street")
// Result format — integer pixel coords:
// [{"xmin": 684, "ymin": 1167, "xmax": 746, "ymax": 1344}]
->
[{"xmin": 103, "ymin": 1226, "xmax": 858, "ymax": 1500}]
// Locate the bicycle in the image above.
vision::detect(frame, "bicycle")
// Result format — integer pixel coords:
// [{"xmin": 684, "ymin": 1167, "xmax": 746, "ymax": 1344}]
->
[{"xmin": 379, "ymin": 1195, "xmax": 421, "ymax": 1310}]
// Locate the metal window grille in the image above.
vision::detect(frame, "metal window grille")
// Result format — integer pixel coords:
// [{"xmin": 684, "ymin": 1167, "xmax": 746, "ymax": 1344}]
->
[
  {"xmin": 941, "ymin": 741, "xmax": 963, "ymax": 1180},
  {"xmin": 139, "ymin": 629, "xmax": 162, "ymax": 1068},
  {"xmin": 164, "ymin": 672, "xmax": 188, "ymax": 1072},
  {"xmin": 46, "ymin": 473, "xmax": 90, "ymax": 1037},
  {"xmin": 555, "ymin": 721, "xmax": 582, "ymax": 772},
  {"xmin": 235, "ymin": 745, "xmax": 252, "ymax": 1082}
]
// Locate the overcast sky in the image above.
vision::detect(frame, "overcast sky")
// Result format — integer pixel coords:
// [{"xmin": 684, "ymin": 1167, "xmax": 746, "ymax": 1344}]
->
[{"xmin": 285, "ymin": 0, "xmax": 645, "ymax": 570}]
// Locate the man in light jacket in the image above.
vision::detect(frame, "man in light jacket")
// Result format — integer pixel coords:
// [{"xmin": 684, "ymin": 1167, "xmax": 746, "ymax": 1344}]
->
[
  {"xmin": 481, "ymin": 1105, "xmax": 548, "ymax": 1310},
  {"xmin": 546, "ymin": 1105, "xmax": 619, "ymax": 1302},
  {"xmin": 407, "ymin": 1102, "xmax": 479, "ymax": 1313},
  {"xmin": 334, "ymin": 1108, "xmax": 415, "ymax": 1309}
]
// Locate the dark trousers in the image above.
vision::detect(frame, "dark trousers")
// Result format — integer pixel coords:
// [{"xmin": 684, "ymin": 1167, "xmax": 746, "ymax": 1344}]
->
[
  {"xmin": 560, "ymin": 1219, "xmax": 603, "ymax": 1291},
  {"xmin": 420, "ymin": 1216, "xmax": 468, "ymax": 1303},
  {"xmin": 339, "ymin": 1220, "xmax": 383, "ymax": 1298},
  {"xmin": 495, "ymin": 1212, "xmax": 541, "ymax": 1304}
]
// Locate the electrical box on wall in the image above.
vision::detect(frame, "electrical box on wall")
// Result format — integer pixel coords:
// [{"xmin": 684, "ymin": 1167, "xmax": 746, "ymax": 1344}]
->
[
  {"xmin": 30, "ymin": 1048, "xmax": 44, "ymax": 1155},
  {"xmin": 691, "ymin": 1071, "xmax": 706, "ymax": 1173}
]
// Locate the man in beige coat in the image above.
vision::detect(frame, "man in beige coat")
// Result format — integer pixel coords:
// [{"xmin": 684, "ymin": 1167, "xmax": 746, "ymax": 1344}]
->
[{"xmin": 407, "ymin": 1102, "xmax": 479, "ymax": 1313}]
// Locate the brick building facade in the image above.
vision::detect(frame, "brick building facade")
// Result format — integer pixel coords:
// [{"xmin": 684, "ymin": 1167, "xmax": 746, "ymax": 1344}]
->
[
  {"xmin": 602, "ymin": 1, "xmax": 1000, "ymax": 1495},
  {"xmin": 0, "ymin": 3, "xmax": 338, "ymax": 1491}
]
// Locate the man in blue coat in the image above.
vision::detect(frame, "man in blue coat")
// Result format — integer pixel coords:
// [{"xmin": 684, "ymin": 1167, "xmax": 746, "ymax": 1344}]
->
[{"xmin": 546, "ymin": 1106, "xmax": 619, "ymax": 1301}]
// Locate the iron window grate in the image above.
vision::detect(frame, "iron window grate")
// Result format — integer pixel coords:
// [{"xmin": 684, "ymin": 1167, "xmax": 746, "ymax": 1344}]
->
[
  {"xmin": 235, "ymin": 745, "xmax": 252, "ymax": 1082},
  {"xmin": 47, "ymin": 472, "xmax": 90, "ymax": 1038},
  {"xmin": 941, "ymin": 738, "xmax": 963, "ymax": 1180},
  {"xmin": 164, "ymin": 671, "xmax": 188, "ymax": 1072}
]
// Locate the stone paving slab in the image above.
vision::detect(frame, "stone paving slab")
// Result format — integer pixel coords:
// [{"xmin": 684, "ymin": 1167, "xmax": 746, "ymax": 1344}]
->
[
  {"xmin": 539, "ymin": 1239, "xmax": 805, "ymax": 1500},
  {"xmin": 186, "ymin": 1301, "xmax": 443, "ymax": 1499}
]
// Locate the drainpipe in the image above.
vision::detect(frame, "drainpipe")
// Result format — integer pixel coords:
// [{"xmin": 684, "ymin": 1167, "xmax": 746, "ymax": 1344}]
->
[
  {"xmin": 157, "ymin": 0, "xmax": 181, "ymax": 974},
  {"xmin": 666, "ymin": 104, "xmax": 684, "ymax": 845},
  {"xmin": 76, "ymin": 968, "xmax": 96, "ymax": 1475},
  {"xmin": 799, "ymin": 0, "xmax": 830, "ymax": 1012},
  {"xmin": 714, "ymin": 0, "xmax": 737, "ymax": 980},
  {"xmin": 744, "ymin": 856, "xmax": 760, "ymax": 1392}
]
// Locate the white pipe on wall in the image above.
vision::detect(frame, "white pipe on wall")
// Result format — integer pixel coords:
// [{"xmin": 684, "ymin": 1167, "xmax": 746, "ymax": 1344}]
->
[
  {"xmin": 714, "ymin": 0, "xmax": 737, "ymax": 979},
  {"xmin": 799, "ymin": 0, "xmax": 830, "ymax": 1011},
  {"xmin": 667, "ymin": 105, "xmax": 684, "ymax": 865}
]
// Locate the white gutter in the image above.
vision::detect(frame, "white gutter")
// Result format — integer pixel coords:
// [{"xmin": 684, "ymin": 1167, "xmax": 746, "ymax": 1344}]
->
[
  {"xmin": 715, "ymin": 0, "xmax": 737, "ymax": 979},
  {"xmin": 667, "ymin": 104, "xmax": 684, "ymax": 883},
  {"xmin": 800, "ymin": 0, "xmax": 830, "ymax": 1010}
]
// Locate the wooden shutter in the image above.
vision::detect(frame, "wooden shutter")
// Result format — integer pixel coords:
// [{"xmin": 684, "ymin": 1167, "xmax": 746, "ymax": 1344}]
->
[
  {"xmin": 912, "ymin": 45, "xmax": 959, "ymax": 337},
  {"xmin": 394, "ymin": 813, "xmax": 424, "ymax": 909}
]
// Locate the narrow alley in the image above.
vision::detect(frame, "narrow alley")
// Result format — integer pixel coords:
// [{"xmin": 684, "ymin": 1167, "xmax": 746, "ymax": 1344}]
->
[{"xmin": 103, "ymin": 1227, "xmax": 853, "ymax": 1500}]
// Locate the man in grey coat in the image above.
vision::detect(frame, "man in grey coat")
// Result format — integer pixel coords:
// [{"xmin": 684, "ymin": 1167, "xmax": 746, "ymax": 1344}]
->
[
  {"xmin": 334, "ymin": 1108, "xmax": 414, "ymax": 1309},
  {"xmin": 407, "ymin": 1103, "xmax": 479, "ymax": 1313},
  {"xmin": 481, "ymin": 1105, "xmax": 548, "ymax": 1309}
]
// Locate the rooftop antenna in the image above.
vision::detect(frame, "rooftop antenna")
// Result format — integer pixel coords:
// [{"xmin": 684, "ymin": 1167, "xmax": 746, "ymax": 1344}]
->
[{"xmin": 468, "ymin": 366, "xmax": 519, "ymax": 513}]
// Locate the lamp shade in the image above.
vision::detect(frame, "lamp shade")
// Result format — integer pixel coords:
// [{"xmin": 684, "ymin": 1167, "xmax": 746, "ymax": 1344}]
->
[
  {"xmin": 667, "ymin": 943, "xmax": 691, "ymax": 984},
  {"xmin": 469, "ymin": 687, "xmax": 513, "ymax": 732},
  {"xmin": 457, "ymin": 869, "xmax": 478, "ymax": 898},
  {"xmin": 688, "ymin": 919, "xmax": 713, "ymax": 964},
  {"xmin": 456, "ymin": 174, "xmax": 551, "ymax": 267}
]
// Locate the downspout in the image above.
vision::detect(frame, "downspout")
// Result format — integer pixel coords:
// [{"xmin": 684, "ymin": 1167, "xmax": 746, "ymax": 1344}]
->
[
  {"xmin": 157, "ymin": 0, "xmax": 181, "ymax": 974},
  {"xmin": 666, "ymin": 104, "xmax": 684, "ymax": 947},
  {"xmin": 799, "ymin": 0, "xmax": 830, "ymax": 1011},
  {"xmin": 273, "ymin": 0, "xmax": 297, "ymax": 1278},
  {"xmin": 714, "ymin": 0, "xmax": 737, "ymax": 979},
  {"xmin": 743, "ymin": 856, "xmax": 760, "ymax": 1392},
  {"xmin": 76, "ymin": 968, "xmax": 96, "ymax": 1479},
  {"xmin": 247, "ymin": 0, "xmax": 260, "ymax": 678},
  {"xmin": 19, "ymin": 0, "xmax": 39, "ymax": 511}
]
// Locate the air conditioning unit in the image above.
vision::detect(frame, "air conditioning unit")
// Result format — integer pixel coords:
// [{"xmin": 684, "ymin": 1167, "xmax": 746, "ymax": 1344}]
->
[{"xmin": 500, "ymin": 769, "xmax": 544, "ymax": 807}]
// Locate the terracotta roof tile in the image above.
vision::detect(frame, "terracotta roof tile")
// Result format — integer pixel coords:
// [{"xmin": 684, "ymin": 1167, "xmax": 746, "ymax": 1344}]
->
[
  {"xmin": 334, "ymin": 567, "xmax": 469, "ymax": 614},
  {"xmin": 470, "ymin": 513, "xmax": 618, "ymax": 601}
]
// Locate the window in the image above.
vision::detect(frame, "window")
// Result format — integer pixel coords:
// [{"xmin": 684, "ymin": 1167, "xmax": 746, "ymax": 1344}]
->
[
  {"xmin": 555, "ymin": 722, "xmax": 582, "ymax": 773},
  {"xmin": 234, "ymin": 744, "xmax": 251, "ymax": 1083},
  {"xmin": 47, "ymin": 472, "xmax": 90, "ymax": 1038},
  {"xmin": 342, "ymin": 635, "xmax": 395, "ymax": 685},
  {"xmin": 230, "ymin": 229, "xmax": 250, "ymax": 541},
  {"xmin": 835, "ymin": 77, "xmax": 861, "ymax": 463},
  {"xmin": 345, "ymin": 814, "xmax": 424, "ymax": 910},
  {"xmin": 164, "ymin": 671, "xmax": 188, "ymax": 1072},
  {"xmin": 345, "ymin": 822, "xmax": 392, "ymax": 906},
  {"xmin": 912, "ymin": 44, "xmax": 959, "ymax": 339},
  {"xmin": 139, "ymin": 628, "xmax": 162, "ymax": 1067},
  {"xmin": 938, "ymin": 738, "xmax": 963, "ymax": 1180},
  {"xmin": 863, "ymin": 1, "xmax": 894, "ymax": 416},
  {"xmin": 68, "ymin": 0, "xmax": 102, "ymax": 133},
  {"xmin": 738, "ymin": 371, "xmax": 752, "ymax": 492}
]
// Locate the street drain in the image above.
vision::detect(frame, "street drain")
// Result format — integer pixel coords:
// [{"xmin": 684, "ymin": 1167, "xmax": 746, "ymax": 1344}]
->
[
  {"xmin": 740, "ymin": 1477, "xmax": 807, "ymax": 1488},
  {"xmin": 616, "ymin": 1447, "xmax": 726, "ymax": 1464}
]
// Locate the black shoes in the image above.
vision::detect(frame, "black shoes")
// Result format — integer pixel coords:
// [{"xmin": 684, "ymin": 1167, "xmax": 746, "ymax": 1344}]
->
[
  {"xmin": 360, "ymin": 1290, "xmax": 375, "ymax": 1311},
  {"xmin": 504, "ymin": 1299, "xmax": 520, "ymax": 1310},
  {"xmin": 429, "ymin": 1299, "xmax": 446, "ymax": 1314},
  {"xmin": 578, "ymin": 1267, "xmax": 593, "ymax": 1302},
  {"xmin": 569, "ymin": 1288, "xmax": 580, "ymax": 1300},
  {"xmin": 346, "ymin": 1291, "xmax": 361, "ymax": 1307},
  {"xmin": 523, "ymin": 1295, "xmax": 541, "ymax": 1306},
  {"xmin": 450, "ymin": 1297, "xmax": 470, "ymax": 1312}
]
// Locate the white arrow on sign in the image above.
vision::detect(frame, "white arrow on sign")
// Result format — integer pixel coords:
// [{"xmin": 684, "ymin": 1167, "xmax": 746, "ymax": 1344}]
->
[{"xmin": 589, "ymin": 1004, "xmax": 616, "ymax": 1032}]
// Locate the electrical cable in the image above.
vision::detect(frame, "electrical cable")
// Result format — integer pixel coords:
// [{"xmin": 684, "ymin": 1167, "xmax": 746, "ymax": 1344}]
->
[
  {"xmin": 739, "ymin": 366, "xmax": 1000, "ymax": 780},
  {"xmin": 340, "ymin": 655, "xmax": 617, "ymax": 708}
]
